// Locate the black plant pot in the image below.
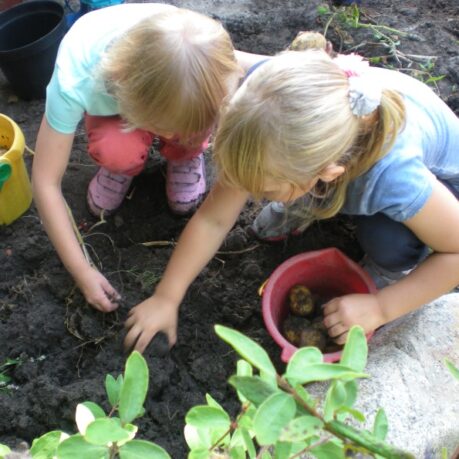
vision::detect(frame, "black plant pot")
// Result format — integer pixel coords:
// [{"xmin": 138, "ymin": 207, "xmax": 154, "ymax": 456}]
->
[{"xmin": 0, "ymin": 0, "xmax": 66, "ymax": 99}]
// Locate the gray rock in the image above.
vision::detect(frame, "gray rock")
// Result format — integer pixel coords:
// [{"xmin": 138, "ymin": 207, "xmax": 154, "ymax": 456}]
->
[{"xmin": 308, "ymin": 294, "xmax": 459, "ymax": 457}]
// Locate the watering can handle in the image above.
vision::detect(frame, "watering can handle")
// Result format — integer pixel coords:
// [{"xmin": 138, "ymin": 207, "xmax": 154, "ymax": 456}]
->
[{"xmin": 0, "ymin": 158, "xmax": 12, "ymax": 190}]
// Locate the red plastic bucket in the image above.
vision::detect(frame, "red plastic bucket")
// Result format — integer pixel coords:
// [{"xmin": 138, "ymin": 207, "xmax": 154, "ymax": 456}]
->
[{"xmin": 261, "ymin": 247, "xmax": 376, "ymax": 363}]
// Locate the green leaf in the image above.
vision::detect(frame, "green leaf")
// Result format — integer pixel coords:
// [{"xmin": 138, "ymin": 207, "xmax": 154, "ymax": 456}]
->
[
  {"xmin": 311, "ymin": 439, "xmax": 345, "ymax": 459},
  {"xmin": 82, "ymin": 402, "xmax": 105, "ymax": 419},
  {"xmin": 240, "ymin": 428, "xmax": 256, "ymax": 459},
  {"xmin": 119, "ymin": 351, "xmax": 149, "ymax": 424},
  {"xmin": 229, "ymin": 376, "xmax": 278, "ymax": 406},
  {"xmin": 261, "ymin": 451, "xmax": 272, "ymax": 459},
  {"xmin": 317, "ymin": 5, "xmax": 330, "ymax": 15},
  {"xmin": 339, "ymin": 326, "xmax": 367, "ymax": 372},
  {"xmin": 119, "ymin": 439, "xmax": 171, "ymax": 459},
  {"xmin": 285, "ymin": 348, "xmax": 323, "ymax": 387},
  {"xmin": 235, "ymin": 360, "xmax": 254, "ymax": 403},
  {"xmin": 445, "ymin": 358, "xmax": 459, "ymax": 380},
  {"xmin": 229, "ymin": 446, "xmax": 245, "ymax": 459},
  {"xmin": 335, "ymin": 406, "xmax": 365, "ymax": 423},
  {"xmin": 57, "ymin": 434, "xmax": 109, "ymax": 459},
  {"xmin": 183, "ymin": 425, "xmax": 211, "ymax": 450},
  {"xmin": 286, "ymin": 363, "xmax": 368, "ymax": 385},
  {"xmin": 30, "ymin": 431, "xmax": 66, "ymax": 458},
  {"xmin": 185, "ymin": 406, "xmax": 231, "ymax": 430},
  {"xmin": 84, "ymin": 418, "xmax": 132, "ymax": 446},
  {"xmin": 188, "ymin": 448, "xmax": 210, "ymax": 459},
  {"xmin": 75, "ymin": 403, "xmax": 96, "ymax": 435},
  {"xmin": 252, "ymin": 392, "xmax": 296, "ymax": 445},
  {"xmin": 373, "ymin": 409, "xmax": 388, "ymax": 440},
  {"xmin": 279, "ymin": 415, "xmax": 323, "ymax": 442},
  {"xmin": 105, "ymin": 374, "xmax": 123, "ymax": 407},
  {"xmin": 342, "ymin": 380, "xmax": 358, "ymax": 407},
  {"xmin": 215, "ymin": 325, "xmax": 276, "ymax": 376},
  {"xmin": 205, "ymin": 393, "xmax": 224, "ymax": 411},
  {"xmin": 237, "ymin": 404, "xmax": 255, "ymax": 430},
  {"xmin": 293, "ymin": 384, "xmax": 317, "ymax": 409},
  {"xmin": 228, "ymin": 427, "xmax": 245, "ymax": 450},
  {"xmin": 274, "ymin": 441, "xmax": 291, "ymax": 459},
  {"xmin": 324, "ymin": 380, "xmax": 347, "ymax": 421},
  {"xmin": 236, "ymin": 360, "xmax": 252, "ymax": 377},
  {"xmin": 0, "ymin": 444, "xmax": 11, "ymax": 457}
]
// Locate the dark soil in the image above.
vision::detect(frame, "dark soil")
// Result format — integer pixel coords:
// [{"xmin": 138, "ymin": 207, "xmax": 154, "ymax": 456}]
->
[{"xmin": 0, "ymin": 0, "xmax": 458, "ymax": 456}]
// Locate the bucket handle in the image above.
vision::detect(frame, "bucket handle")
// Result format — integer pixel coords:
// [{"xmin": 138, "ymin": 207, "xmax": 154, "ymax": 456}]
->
[{"xmin": 0, "ymin": 158, "xmax": 12, "ymax": 191}]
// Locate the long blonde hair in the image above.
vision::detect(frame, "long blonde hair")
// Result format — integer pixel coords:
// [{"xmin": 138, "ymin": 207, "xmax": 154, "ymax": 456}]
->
[
  {"xmin": 101, "ymin": 8, "xmax": 242, "ymax": 137},
  {"xmin": 215, "ymin": 49, "xmax": 406, "ymax": 220}
]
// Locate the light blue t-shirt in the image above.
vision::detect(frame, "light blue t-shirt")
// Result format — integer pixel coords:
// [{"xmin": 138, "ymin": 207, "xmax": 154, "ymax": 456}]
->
[
  {"xmin": 45, "ymin": 3, "xmax": 176, "ymax": 134},
  {"xmin": 340, "ymin": 67, "xmax": 459, "ymax": 222}
]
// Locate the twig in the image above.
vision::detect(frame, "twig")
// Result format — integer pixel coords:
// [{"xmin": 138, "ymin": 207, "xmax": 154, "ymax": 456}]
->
[
  {"xmin": 65, "ymin": 201, "xmax": 94, "ymax": 266},
  {"xmin": 217, "ymin": 244, "xmax": 260, "ymax": 255},
  {"xmin": 140, "ymin": 240, "xmax": 260, "ymax": 255}
]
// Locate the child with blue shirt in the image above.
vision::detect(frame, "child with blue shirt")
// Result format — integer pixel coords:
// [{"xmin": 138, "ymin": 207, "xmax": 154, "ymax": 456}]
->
[
  {"xmin": 123, "ymin": 49, "xmax": 459, "ymax": 352},
  {"xmin": 32, "ymin": 3, "xmax": 264, "ymax": 313}
]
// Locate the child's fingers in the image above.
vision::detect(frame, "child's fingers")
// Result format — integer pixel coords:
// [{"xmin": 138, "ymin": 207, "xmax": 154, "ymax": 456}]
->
[
  {"xmin": 327, "ymin": 321, "xmax": 347, "ymax": 338},
  {"xmin": 132, "ymin": 332, "xmax": 153, "ymax": 354},
  {"xmin": 323, "ymin": 310, "xmax": 340, "ymax": 328},
  {"xmin": 322, "ymin": 299, "xmax": 338, "ymax": 316},
  {"xmin": 333, "ymin": 331, "xmax": 348, "ymax": 345},
  {"xmin": 124, "ymin": 325, "xmax": 142, "ymax": 353},
  {"xmin": 166, "ymin": 328, "xmax": 177, "ymax": 348}
]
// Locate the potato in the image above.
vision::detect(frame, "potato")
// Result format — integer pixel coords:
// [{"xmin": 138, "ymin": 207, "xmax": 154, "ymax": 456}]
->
[
  {"xmin": 288, "ymin": 284, "xmax": 315, "ymax": 317},
  {"xmin": 282, "ymin": 314, "xmax": 311, "ymax": 346},
  {"xmin": 288, "ymin": 31, "xmax": 327, "ymax": 51},
  {"xmin": 299, "ymin": 327, "xmax": 328, "ymax": 351},
  {"xmin": 311, "ymin": 315, "xmax": 327, "ymax": 334}
]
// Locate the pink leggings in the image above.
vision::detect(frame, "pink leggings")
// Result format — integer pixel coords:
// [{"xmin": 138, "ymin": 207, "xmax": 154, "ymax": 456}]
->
[{"xmin": 85, "ymin": 115, "xmax": 210, "ymax": 176}]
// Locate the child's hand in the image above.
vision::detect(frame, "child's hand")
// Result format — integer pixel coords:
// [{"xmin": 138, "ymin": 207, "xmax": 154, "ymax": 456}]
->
[
  {"xmin": 124, "ymin": 295, "xmax": 179, "ymax": 353},
  {"xmin": 322, "ymin": 293, "xmax": 386, "ymax": 344},
  {"xmin": 75, "ymin": 266, "xmax": 121, "ymax": 313}
]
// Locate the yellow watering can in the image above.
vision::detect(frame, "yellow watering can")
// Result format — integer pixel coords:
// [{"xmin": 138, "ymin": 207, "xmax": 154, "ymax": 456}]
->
[{"xmin": 0, "ymin": 113, "xmax": 32, "ymax": 225}]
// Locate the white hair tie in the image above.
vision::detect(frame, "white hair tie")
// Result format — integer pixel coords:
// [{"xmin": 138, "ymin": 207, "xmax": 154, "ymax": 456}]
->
[
  {"xmin": 348, "ymin": 75, "xmax": 382, "ymax": 116},
  {"xmin": 333, "ymin": 53, "xmax": 382, "ymax": 117}
]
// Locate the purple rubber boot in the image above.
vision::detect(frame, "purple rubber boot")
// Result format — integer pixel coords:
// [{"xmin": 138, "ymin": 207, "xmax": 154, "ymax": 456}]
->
[
  {"xmin": 166, "ymin": 154, "xmax": 206, "ymax": 215},
  {"xmin": 87, "ymin": 167, "xmax": 133, "ymax": 217}
]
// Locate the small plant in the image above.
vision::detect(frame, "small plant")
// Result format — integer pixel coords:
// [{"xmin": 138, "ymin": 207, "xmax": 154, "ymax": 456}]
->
[
  {"xmin": 2, "ymin": 351, "xmax": 171, "ymax": 459},
  {"xmin": 184, "ymin": 325, "xmax": 415, "ymax": 458},
  {"xmin": 0, "ymin": 357, "xmax": 21, "ymax": 392},
  {"xmin": 316, "ymin": 4, "xmax": 445, "ymax": 90}
]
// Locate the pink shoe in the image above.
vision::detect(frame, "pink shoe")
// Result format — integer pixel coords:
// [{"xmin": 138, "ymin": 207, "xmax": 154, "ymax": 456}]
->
[
  {"xmin": 87, "ymin": 167, "xmax": 133, "ymax": 217},
  {"xmin": 166, "ymin": 154, "xmax": 206, "ymax": 215}
]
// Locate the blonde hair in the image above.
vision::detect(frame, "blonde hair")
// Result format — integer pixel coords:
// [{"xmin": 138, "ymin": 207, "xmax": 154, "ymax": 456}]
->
[
  {"xmin": 101, "ymin": 8, "xmax": 242, "ymax": 137},
  {"xmin": 215, "ymin": 49, "xmax": 406, "ymax": 220}
]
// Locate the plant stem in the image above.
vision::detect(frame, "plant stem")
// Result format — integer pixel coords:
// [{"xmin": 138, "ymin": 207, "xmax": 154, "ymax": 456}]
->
[{"xmin": 277, "ymin": 375, "xmax": 415, "ymax": 458}]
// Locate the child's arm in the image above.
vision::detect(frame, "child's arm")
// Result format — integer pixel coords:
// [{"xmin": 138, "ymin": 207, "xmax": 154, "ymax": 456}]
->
[
  {"xmin": 32, "ymin": 116, "xmax": 120, "ymax": 312},
  {"xmin": 124, "ymin": 181, "xmax": 249, "ymax": 353},
  {"xmin": 323, "ymin": 179, "xmax": 459, "ymax": 343},
  {"xmin": 234, "ymin": 50, "xmax": 270, "ymax": 73}
]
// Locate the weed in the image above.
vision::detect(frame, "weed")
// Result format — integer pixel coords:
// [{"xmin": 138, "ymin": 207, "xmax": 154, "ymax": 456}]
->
[{"xmin": 0, "ymin": 357, "xmax": 21, "ymax": 391}]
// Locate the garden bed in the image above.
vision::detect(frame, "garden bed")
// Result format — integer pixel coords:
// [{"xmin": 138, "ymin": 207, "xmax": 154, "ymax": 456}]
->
[{"xmin": 0, "ymin": 0, "xmax": 458, "ymax": 456}]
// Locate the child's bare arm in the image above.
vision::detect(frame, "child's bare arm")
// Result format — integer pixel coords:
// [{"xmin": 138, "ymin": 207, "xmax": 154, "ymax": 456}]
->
[
  {"xmin": 234, "ymin": 50, "xmax": 270, "ymax": 73},
  {"xmin": 124, "ymin": 181, "xmax": 249, "ymax": 352},
  {"xmin": 377, "ymin": 179, "xmax": 459, "ymax": 319},
  {"xmin": 32, "ymin": 116, "xmax": 120, "ymax": 312},
  {"xmin": 324, "ymin": 179, "xmax": 459, "ymax": 343}
]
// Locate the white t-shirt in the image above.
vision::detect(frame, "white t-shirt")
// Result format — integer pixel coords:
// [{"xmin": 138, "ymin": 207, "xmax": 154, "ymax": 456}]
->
[{"xmin": 45, "ymin": 3, "xmax": 176, "ymax": 134}]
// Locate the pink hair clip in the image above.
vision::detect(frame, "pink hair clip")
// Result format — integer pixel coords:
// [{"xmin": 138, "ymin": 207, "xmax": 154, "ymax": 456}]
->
[{"xmin": 333, "ymin": 53, "xmax": 369, "ymax": 77}]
